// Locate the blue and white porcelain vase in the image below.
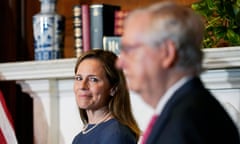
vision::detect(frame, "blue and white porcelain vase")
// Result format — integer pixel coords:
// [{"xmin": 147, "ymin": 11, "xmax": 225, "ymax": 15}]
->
[{"xmin": 33, "ymin": 0, "xmax": 64, "ymax": 60}]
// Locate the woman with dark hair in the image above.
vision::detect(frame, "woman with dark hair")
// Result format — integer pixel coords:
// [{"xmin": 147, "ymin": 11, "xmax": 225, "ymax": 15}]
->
[{"xmin": 72, "ymin": 49, "xmax": 140, "ymax": 144}]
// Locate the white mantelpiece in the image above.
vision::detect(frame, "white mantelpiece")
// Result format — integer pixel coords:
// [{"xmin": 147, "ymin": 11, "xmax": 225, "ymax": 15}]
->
[{"xmin": 0, "ymin": 47, "xmax": 240, "ymax": 143}]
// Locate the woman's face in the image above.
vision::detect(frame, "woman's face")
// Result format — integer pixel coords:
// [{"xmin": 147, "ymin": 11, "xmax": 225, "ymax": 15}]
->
[{"xmin": 74, "ymin": 58, "xmax": 112, "ymax": 110}]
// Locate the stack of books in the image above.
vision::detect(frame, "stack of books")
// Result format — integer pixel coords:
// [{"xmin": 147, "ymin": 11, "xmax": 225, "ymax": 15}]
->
[{"xmin": 72, "ymin": 3, "xmax": 129, "ymax": 55}]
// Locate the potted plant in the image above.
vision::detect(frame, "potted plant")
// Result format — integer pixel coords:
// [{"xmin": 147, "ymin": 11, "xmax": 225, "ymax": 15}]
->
[{"xmin": 191, "ymin": 0, "xmax": 240, "ymax": 48}]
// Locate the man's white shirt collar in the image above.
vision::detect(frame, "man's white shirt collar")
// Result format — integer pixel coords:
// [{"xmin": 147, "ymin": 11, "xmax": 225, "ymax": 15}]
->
[{"xmin": 155, "ymin": 76, "xmax": 192, "ymax": 116}]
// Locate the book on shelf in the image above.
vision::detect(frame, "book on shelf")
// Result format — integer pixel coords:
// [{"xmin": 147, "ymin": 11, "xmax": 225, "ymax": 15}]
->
[
  {"xmin": 103, "ymin": 36, "xmax": 121, "ymax": 55},
  {"xmin": 81, "ymin": 4, "xmax": 91, "ymax": 52},
  {"xmin": 90, "ymin": 4, "xmax": 120, "ymax": 49},
  {"xmin": 72, "ymin": 5, "xmax": 83, "ymax": 57},
  {"xmin": 114, "ymin": 10, "xmax": 129, "ymax": 36}
]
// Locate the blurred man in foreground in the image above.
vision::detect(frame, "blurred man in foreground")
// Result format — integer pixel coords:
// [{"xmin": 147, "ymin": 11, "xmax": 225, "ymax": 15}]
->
[{"xmin": 116, "ymin": 2, "xmax": 240, "ymax": 144}]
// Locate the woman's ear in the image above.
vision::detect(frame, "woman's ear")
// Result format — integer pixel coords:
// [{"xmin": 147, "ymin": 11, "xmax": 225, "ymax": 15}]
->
[{"xmin": 110, "ymin": 86, "xmax": 117, "ymax": 97}]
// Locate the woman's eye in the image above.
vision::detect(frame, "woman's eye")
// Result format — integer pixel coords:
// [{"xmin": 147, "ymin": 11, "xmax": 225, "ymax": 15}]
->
[
  {"xmin": 75, "ymin": 76, "xmax": 82, "ymax": 81},
  {"xmin": 89, "ymin": 77, "xmax": 99, "ymax": 82}
]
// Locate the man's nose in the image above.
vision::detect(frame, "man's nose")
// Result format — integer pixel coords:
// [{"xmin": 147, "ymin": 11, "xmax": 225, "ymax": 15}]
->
[{"xmin": 115, "ymin": 55, "xmax": 124, "ymax": 70}]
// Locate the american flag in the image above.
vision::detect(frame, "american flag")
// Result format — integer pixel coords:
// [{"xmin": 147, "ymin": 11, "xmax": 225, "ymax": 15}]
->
[{"xmin": 0, "ymin": 90, "xmax": 18, "ymax": 144}]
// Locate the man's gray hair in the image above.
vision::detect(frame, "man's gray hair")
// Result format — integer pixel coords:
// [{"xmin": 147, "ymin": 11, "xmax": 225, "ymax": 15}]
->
[{"xmin": 126, "ymin": 2, "xmax": 205, "ymax": 75}]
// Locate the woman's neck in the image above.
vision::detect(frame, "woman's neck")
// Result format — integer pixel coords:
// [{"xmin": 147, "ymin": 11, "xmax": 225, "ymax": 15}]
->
[{"xmin": 86, "ymin": 107, "xmax": 112, "ymax": 124}]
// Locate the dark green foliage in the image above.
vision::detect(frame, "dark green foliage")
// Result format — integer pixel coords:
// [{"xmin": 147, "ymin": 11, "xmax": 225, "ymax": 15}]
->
[{"xmin": 192, "ymin": 0, "xmax": 240, "ymax": 48}]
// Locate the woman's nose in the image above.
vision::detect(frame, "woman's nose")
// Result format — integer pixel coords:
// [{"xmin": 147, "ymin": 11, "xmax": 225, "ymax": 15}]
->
[{"xmin": 78, "ymin": 79, "xmax": 89, "ymax": 90}]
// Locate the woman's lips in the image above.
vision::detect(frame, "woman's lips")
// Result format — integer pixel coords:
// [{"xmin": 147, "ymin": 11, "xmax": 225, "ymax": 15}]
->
[{"xmin": 78, "ymin": 94, "xmax": 91, "ymax": 98}]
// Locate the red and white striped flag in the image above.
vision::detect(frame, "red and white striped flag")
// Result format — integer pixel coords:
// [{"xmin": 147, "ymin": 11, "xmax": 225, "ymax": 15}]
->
[{"xmin": 0, "ymin": 90, "xmax": 18, "ymax": 144}]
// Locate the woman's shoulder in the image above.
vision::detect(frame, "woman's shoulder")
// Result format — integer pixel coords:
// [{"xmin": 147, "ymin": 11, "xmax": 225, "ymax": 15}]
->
[
  {"xmin": 103, "ymin": 118, "xmax": 130, "ymax": 132},
  {"xmin": 100, "ymin": 118, "xmax": 137, "ymax": 143}
]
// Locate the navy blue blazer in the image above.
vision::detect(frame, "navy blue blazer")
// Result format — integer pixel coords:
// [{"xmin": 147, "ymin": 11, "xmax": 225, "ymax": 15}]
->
[{"xmin": 146, "ymin": 77, "xmax": 240, "ymax": 144}]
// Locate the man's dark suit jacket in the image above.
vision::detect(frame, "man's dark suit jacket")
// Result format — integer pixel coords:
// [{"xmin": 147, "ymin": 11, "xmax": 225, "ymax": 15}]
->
[{"xmin": 146, "ymin": 77, "xmax": 240, "ymax": 144}]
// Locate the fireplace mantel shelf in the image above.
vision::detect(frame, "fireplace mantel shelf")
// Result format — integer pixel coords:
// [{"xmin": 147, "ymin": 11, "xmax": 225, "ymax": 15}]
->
[
  {"xmin": 0, "ymin": 47, "xmax": 240, "ymax": 81},
  {"xmin": 0, "ymin": 47, "xmax": 240, "ymax": 144}
]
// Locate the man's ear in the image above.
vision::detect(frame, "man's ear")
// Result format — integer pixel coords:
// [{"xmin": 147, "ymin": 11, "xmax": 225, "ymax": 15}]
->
[{"xmin": 162, "ymin": 40, "xmax": 177, "ymax": 68}]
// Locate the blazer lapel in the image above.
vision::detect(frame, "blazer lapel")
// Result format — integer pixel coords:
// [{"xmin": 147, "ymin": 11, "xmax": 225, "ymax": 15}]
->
[{"xmin": 146, "ymin": 77, "xmax": 203, "ymax": 144}]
